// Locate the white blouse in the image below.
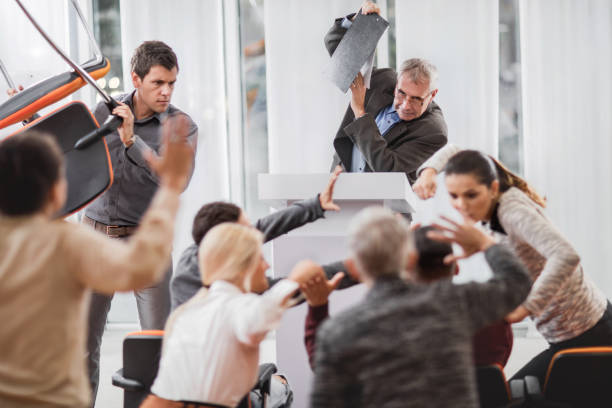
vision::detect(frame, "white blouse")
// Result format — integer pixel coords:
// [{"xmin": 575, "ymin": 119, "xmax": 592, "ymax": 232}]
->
[{"xmin": 151, "ymin": 279, "xmax": 298, "ymax": 406}]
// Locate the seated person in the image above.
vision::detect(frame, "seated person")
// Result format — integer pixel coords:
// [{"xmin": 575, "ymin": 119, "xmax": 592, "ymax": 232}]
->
[
  {"xmin": 170, "ymin": 166, "xmax": 343, "ymax": 309},
  {"xmin": 310, "ymin": 208, "xmax": 531, "ymax": 408},
  {"xmin": 0, "ymin": 118, "xmax": 193, "ymax": 407},
  {"xmin": 145, "ymin": 223, "xmax": 320, "ymax": 408},
  {"xmin": 303, "ymin": 226, "xmax": 514, "ymax": 369}
]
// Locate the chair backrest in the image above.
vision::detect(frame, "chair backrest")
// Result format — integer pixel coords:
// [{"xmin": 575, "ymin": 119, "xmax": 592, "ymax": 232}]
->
[
  {"xmin": 123, "ymin": 330, "xmax": 164, "ymax": 408},
  {"xmin": 7, "ymin": 100, "xmax": 113, "ymax": 217},
  {"xmin": 544, "ymin": 347, "xmax": 612, "ymax": 407},
  {"xmin": 476, "ymin": 364, "xmax": 511, "ymax": 408}
]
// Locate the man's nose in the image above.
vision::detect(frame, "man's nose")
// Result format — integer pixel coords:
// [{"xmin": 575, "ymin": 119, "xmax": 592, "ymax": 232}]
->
[{"xmin": 160, "ymin": 84, "xmax": 171, "ymax": 96}]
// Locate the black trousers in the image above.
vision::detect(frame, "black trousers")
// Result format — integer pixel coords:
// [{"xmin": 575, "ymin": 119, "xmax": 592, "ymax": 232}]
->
[{"xmin": 510, "ymin": 301, "xmax": 612, "ymax": 385}]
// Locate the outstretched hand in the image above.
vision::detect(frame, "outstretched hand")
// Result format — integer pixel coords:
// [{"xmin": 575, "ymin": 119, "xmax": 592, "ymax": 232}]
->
[
  {"xmin": 505, "ymin": 305, "xmax": 530, "ymax": 323},
  {"xmin": 356, "ymin": 1, "xmax": 380, "ymax": 17},
  {"xmin": 301, "ymin": 270, "xmax": 345, "ymax": 307},
  {"xmin": 427, "ymin": 215, "xmax": 496, "ymax": 264},
  {"xmin": 319, "ymin": 165, "xmax": 342, "ymax": 211},
  {"xmin": 413, "ymin": 168, "xmax": 438, "ymax": 199},
  {"xmin": 145, "ymin": 114, "xmax": 195, "ymax": 192},
  {"xmin": 349, "ymin": 72, "xmax": 367, "ymax": 118},
  {"xmin": 6, "ymin": 85, "xmax": 24, "ymax": 97}
]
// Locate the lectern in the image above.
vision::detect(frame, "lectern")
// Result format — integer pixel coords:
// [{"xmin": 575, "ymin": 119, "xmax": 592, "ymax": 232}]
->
[{"xmin": 258, "ymin": 172, "xmax": 417, "ymax": 408}]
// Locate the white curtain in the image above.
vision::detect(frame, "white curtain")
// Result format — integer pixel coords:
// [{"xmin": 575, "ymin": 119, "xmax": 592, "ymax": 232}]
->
[
  {"xmin": 520, "ymin": 0, "xmax": 612, "ymax": 296},
  {"xmin": 119, "ymin": 0, "xmax": 230, "ymax": 259},
  {"xmin": 395, "ymin": 0, "xmax": 499, "ymax": 155},
  {"xmin": 264, "ymin": 0, "xmax": 358, "ymax": 173}
]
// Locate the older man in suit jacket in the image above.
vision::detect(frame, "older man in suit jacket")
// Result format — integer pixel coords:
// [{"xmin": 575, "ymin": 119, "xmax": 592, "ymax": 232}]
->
[{"xmin": 326, "ymin": 2, "xmax": 447, "ymax": 184}]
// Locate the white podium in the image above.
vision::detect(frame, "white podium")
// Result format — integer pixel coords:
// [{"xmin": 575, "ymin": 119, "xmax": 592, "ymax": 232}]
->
[{"xmin": 258, "ymin": 173, "xmax": 416, "ymax": 408}]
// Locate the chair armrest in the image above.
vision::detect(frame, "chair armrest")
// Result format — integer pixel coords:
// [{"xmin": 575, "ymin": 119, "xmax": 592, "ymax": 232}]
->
[
  {"xmin": 255, "ymin": 363, "xmax": 278, "ymax": 394},
  {"xmin": 509, "ymin": 379, "xmax": 525, "ymax": 400},
  {"xmin": 524, "ymin": 375, "xmax": 542, "ymax": 397},
  {"xmin": 112, "ymin": 368, "xmax": 146, "ymax": 392}
]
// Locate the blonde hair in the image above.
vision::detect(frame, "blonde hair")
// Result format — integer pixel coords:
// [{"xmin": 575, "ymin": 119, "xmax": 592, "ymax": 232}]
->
[{"xmin": 198, "ymin": 223, "xmax": 263, "ymax": 291}]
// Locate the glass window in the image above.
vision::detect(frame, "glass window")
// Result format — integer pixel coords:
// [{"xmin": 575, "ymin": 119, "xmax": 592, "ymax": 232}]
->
[
  {"xmin": 499, "ymin": 0, "xmax": 523, "ymax": 173},
  {"xmin": 92, "ymin": 0, "xmax": 124, "ymax": 101},
  {"xmin": 239, "ymin": 0, "xmax": 269, "ymax": 219}
]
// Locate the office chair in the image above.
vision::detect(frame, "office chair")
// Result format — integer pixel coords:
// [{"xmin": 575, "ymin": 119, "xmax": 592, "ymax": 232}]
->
[
  {"xmin": 476, "ymin": 364, "xmax": 525, "ymax": 408},
  {"xmin": 523, "ymin": 347, "xmax": 612, "ymax": 407},
  {"xmin": 112, "ymin": 330, "xmax": 279, "ymax": 408}
]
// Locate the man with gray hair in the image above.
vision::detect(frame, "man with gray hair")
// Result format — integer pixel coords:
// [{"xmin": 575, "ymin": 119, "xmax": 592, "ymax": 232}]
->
[
  {"xmin": 310, "ymin": 207, "xmax": 532, "ymax": 407},
  {"xmin": 326, "ymin": 1, "xmax": 447, "ymax": 183}
]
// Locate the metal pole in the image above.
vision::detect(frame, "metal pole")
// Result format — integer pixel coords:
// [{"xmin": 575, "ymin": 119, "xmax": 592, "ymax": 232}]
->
[
  {"xmin": 13, "ymin": 0, "xmax": 112, "ymax": 104},
  {"xmin": 0, "ymin": 58, "xmax": 17, "ymax": 90}
]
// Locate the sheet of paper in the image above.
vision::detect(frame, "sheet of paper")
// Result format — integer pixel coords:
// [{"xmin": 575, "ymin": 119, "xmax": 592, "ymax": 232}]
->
[{"xmin": 324, "ymin": 13, "xmax": 389, "ymax": 93}]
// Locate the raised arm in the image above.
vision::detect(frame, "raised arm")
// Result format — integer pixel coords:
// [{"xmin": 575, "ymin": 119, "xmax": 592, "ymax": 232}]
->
[
  {"xmin": 498, "ymin": 192, "xmax": 581, "ymax": 318},
  {"xmin": 230, "ymin": 260, "xmax": 321, "ymax": 346},
  {"xmin": 413, "ymin": 143, "xmax": 460, "ymax": 199},
  {"xmin": 428, "ymin": 217, "xmax": 532, "ymax": 331},
  {"xmin": 254, "ymin": 166, "xmax": 341, "ymax": 242},
  {"xmin": 323, "ymin": 1, "xmax": 380, "ymax": 56}
]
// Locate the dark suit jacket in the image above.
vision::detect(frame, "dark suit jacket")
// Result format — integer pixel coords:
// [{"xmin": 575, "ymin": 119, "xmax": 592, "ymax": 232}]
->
[{"xmin": 325, "ymin": 18, "xmax": 448, "ymax": 184}]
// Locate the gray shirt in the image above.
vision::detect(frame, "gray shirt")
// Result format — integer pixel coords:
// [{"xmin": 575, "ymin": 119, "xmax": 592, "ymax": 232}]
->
[
  {"xmin": 85, "ymin": 92, "xmax": 198, "ymax": 226},
  {"xmin": 311, "ymin": 244, "xmax": 531, "ymax": 408}
]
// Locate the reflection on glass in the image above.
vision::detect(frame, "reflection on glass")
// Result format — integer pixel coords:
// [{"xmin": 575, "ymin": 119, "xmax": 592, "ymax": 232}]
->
[
  {"xmin": 92, "ymin": 0, "xmax": 124, "ymax": 95},
  {"xmin": 499, "ymin": 0, "xmax": 523, "ymax": 174},
  {"xmin": 240, "ymin": 0, "xmax": 269, "ymax": 219}
]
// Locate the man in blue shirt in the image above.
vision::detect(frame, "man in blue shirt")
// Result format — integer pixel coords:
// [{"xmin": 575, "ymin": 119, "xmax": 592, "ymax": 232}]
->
[{"xmin": 327, "ymin": 1, "xmax": 448, "ymax": 183}]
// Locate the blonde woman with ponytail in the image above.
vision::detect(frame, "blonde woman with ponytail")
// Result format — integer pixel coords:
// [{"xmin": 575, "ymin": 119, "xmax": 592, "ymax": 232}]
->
[
  {"xmin": 414, "ymin": 144, "xmax": 612, "ymax": 385},
  {"xmin": 144, "ymin": 223, "xmax": 318, "ymax": 408}
]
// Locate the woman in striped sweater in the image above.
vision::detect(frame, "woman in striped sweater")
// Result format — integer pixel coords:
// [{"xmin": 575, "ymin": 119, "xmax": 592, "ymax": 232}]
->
[{"xmin": 414, "ymin": 146, "xmax": 612, "ymax": 384}]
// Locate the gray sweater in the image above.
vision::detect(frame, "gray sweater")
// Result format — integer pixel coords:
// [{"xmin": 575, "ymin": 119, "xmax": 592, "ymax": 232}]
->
[
  {"xmin": 310, "ymin": 244, "xmax": 531, "ymax": 408},
  {"xmin": 420, "ymin": 144, "xmax": 607, "ymax": 342}
]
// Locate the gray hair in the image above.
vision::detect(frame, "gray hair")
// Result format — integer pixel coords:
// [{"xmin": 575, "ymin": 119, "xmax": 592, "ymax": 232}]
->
[
  {"xmin": 348, "ymin": 207, "xmax": 413, "ymax": 280},
  {"xmin": 398, "ymin": 58, "xmax": 438, "ymax": 91}
]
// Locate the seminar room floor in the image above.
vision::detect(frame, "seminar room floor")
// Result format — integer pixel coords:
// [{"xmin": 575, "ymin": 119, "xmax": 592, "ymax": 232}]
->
[{"xmin": 95, "ymin": 322, "xmax": 547, "ymax": 407}]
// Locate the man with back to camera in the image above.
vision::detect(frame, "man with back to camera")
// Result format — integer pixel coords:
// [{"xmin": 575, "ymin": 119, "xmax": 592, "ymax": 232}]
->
[
  {"xmin": 82, "ymin": 40, "xmax": 198, "ymax": 404},
  {"xmin": 309, "ymin": 208, "xmax": 532, "ymax": 407},
  {"xmin": 327, "ymin": 1, "xmax": 447, "ymax": 184}
]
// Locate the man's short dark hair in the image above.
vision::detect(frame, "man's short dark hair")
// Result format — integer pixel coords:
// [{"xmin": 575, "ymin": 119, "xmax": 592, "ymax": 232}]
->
[
  {"xmin": 414, "ymin": 226, "xmax": 454, "ymax": 281},
  {"xmin": 130, "ymin": 40, "xmax": 179, "ymax": 79},
  {"xmin": 192, "ymin": 201, "xmax": 242, "ymax": 246},
  {"xmin": 0, "ymin": 131, "xmax": 64, "ymax": 216}
]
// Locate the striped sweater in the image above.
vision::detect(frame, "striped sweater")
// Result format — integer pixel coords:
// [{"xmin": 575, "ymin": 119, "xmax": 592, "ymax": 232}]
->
[{"xmin": 419, "ymin": 144, "xmax": 607, "ymax": 342}]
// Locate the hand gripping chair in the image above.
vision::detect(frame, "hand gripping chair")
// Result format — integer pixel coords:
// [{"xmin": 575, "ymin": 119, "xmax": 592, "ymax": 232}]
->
[
  {"xmin": 523, "ymin": 347, "xmax": 612, "ymax": 408},
  {"xmin": 112, "ymin": 330, "xmax": 279, "ymax": 408},
  {"xmin": 476, "ymin": 364, "xmax": 525, "ymax": 408}
]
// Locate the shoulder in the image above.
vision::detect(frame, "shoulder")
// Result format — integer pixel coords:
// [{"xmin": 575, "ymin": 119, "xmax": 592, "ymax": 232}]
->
[
  {"xmin": 417, "ymin": 101, "xmax": 448, "ymax": 135},
  {"xmin": 176, "ymin": 244, "xmax": 199, "ymax": 275},
  {"xmin": 497, "ymin": 187, "xmax": 545, "ymax": 229},
  {"xmin": 317, "ymin": 303, "xmax": 371, "ymax": 346},
  {"xmin": 167, "ymin": 105, "xmax": 198, "ymax": 132},
  {"xmin": 371, "ymin": 68, "xmax": 397, "ymax": 92}
]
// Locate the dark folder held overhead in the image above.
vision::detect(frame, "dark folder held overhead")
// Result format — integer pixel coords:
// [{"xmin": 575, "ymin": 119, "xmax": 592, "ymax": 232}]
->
[{"xmin": 325, "ymin": 13, "xmax": 389, "ymax": 93}]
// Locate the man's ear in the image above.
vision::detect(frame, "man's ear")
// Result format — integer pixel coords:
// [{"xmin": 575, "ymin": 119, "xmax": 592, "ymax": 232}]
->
[
  {"xmin": 131, "ymin": 71, "xmax": 142, "ymax": 89},
  {"xmin": 406, "ymin": 250, "xmax": 418, "ymax": 270},
  {"xmin": 345, "ymin": 258, "xmax": 362, "ymax": 283},
  {"xmin": 47, "ymin": 178, "xmax": 67, "ymax": 216},
  {"xmin": 430, "ymin": 88, "xmax": 438, "ymax": 99}
]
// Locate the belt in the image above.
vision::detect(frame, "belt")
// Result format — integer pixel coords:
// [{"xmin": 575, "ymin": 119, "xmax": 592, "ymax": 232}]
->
[{"xmin": 83, "ymin": 215, "xmax": 138, "ymax": 238}]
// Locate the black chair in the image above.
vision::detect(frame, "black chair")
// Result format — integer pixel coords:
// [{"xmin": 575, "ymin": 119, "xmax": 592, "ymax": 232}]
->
[
  {"xmin": 476, "ymin": 364, "xmax": 525, "ymax": 408},
  {"xmin": 523, "ymin": 347, "xmax": 612, "ymax": 407},
  {"xmin": 112, "ymin": 330, "xmax": 279, "ymax": 408}
]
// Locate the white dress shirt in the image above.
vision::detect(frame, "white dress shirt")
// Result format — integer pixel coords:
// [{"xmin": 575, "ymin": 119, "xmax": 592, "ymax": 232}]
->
[{"xmin": 151, "ymin": 279, "xmax": 298, "ymax": 407}]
